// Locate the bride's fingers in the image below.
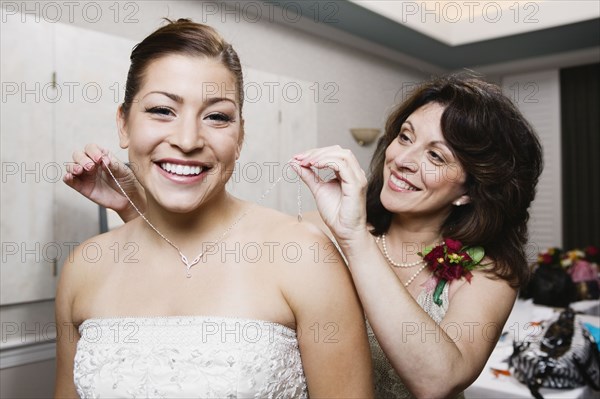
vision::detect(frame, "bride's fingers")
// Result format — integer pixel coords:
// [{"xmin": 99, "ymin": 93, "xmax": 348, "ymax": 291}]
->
[
  {"xmin": 84, "ymin": 143, "xmax": 109, "ymax": 164},
  {"xmin": 63, "ymin": 171, "xmax": 73, "ymax": 184},
  {"xmin": 100, "ymin": 149, "xmax": 133, "ymax": 179},
  {"xmin": 64, "ymin": 161, "xmax": 83, "ymax": 176},
  {"xmin": 63, "ymin": 171, "xmax": 84, "ymax": 191},
  {"xmin": 83, "ymin": 144, "xmax": 127, "ymax": 178},
  {"xmin": 70, "ymin": 150, "xmax": 96, "ymax": 174}
]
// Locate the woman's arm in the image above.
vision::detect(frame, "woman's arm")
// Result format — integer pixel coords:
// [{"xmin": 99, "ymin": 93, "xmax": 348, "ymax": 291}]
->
[
  {"xmin": 281, "ymin": 223, "xmax": 374, "ymax": 397},
  {"xmin": 343, "ymin": 236, "xmax": 515, "ymax": 397},
  {"xmin": 54, "ymin": 248, "xmax": 84, "ymax": 398},
  {"xmin": 294, "ymin": 147, "xmax": 515, "ymax": 397},
  {"xmin": 63, "ymin": 144, "xmax": 144, "ymax": 223}
]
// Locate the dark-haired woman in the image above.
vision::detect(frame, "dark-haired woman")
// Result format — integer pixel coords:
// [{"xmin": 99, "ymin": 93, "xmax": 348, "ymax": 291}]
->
[
  {"xmin": 56, "ymin": 20, "xmax": 373, "ymax": 398},
  {"xmin": 294, "ymin": 76, "xmax": 543, "ymax": 398}
]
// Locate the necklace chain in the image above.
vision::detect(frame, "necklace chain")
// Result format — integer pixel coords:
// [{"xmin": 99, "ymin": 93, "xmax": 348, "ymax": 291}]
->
[
  {"xmin": 297, "ymin": 180, "xmax": 302, "ymax": 223},
  {"xmin": 376, "ymin": 233, "xmax": 443, "ymax": 287},
  {"xmin": 103, "ymin": 159, "xmax": 289, "ymax": 277}
]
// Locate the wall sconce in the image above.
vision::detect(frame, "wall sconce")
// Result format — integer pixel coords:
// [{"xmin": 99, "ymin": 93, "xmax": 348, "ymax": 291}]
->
[{"xmin": 350, "ymin": 128, "xmax": 381, "ymax": 146}]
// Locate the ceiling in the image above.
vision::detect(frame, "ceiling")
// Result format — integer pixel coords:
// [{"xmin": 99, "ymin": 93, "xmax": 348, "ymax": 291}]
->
[
  {"xmin": 266, "ymin": 0, "xmax": 600, "ymax": 72},
  {"xmin": 351, "ymin": 1, "xmax": 599, "ymax": 46}
]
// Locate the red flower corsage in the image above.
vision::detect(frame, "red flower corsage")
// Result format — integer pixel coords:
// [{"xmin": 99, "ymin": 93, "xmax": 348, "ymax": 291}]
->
[{"xmin": 419, "ymin": 238, "xmax": 485, "ymax": 306}]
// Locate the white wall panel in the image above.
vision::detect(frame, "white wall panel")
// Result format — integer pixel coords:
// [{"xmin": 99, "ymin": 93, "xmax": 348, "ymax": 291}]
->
[{"xmin": 502, "ymin": 70, "xmax": 562, "ymax": 259}]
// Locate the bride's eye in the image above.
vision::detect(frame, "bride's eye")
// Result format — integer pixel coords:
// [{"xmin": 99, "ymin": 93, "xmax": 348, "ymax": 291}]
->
[
  {"xmin": 145, "ymin": 106, "xmax": 174, "ymax": 117},
  {"xmin": 205, "ymin": 113, "xmax": 233, "ymax": 124}
]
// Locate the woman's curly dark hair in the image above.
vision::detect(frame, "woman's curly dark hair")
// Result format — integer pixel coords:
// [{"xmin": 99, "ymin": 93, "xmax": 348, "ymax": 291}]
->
[{"xmin": 367, "ymin": 74, "xmax": 543, "ymax": 287}]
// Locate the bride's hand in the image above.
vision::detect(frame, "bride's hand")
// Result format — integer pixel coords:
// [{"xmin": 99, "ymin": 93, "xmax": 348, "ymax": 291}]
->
[
  {"xmin": 63, "ymin": 144, "xmax": 145, "ymax": 222},
  {"xmin": 293, "ymin": 146, "xmax": 369, "ymax": 243}
]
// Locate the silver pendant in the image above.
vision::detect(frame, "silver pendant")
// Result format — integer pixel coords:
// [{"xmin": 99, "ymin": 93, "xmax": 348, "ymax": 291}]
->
[{"xmin": 181, "ymin": 253, "xmax": 203, "ymax": 278}]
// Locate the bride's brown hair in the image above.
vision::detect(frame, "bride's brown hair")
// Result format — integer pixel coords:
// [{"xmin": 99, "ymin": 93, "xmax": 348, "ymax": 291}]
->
[{"xmin": 121, "ymin": 18, "xmax": 243, "ymax": 118}]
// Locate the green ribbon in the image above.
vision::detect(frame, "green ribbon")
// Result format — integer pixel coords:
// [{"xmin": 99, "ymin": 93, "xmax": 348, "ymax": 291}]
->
[{"xmin": 433, "ymin": 279, "xmax": 447, "ymax": 306}]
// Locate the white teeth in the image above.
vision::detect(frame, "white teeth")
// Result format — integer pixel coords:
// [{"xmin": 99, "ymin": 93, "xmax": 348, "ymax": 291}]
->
[
  {"xmin": 160, "ymin": 162, "xmax": 203, "ymax": 176},
  {"xmin": 390, "ymin": 174, "xmax": 418, "ymax": 191}
]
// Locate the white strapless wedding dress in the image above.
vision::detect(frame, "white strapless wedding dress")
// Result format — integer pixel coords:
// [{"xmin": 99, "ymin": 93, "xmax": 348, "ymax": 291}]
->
[{"xmin": 74, "ymin": 315, "xmax": 308, "ymax": 398}]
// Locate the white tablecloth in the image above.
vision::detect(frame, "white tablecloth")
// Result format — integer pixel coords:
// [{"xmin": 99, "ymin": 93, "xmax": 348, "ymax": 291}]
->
[{"xmin": 464, "ymin": 299, "xmax": 600, "ymax": 399}]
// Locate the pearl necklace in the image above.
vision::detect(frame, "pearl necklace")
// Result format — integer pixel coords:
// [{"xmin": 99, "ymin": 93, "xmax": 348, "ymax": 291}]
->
[
  {"xmin": 378, "ymin": 233, "xmax": 424, "ymax": 268},
  {"xmin": 103, "ymin": 160, "xmax": 294, "ymax": 278},
  {"xmin": 403, "ymin": 263, "xmax": 429, "ymax": 287},
  {"xmin": 376, "ymin": 234, "xmax": 443, "ymax": 287}
]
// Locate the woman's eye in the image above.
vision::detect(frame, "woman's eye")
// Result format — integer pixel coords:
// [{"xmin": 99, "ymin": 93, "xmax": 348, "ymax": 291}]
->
[
  {"xmin": 429, "ymin": 151, "xmax": 445, "ymax": 163},
  {"xmin": 398, "ymin": 133, "xmax": 411, "ymax": 143},
  {"xmin": 206, "ymin": 113, "xmax": 232, "ymax": 123},
  {"xmin": 145, "ymin": 107, "xmax": 174, "ymax": 116}
]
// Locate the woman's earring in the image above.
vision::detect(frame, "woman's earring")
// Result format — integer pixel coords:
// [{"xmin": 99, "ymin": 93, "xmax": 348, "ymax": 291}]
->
[
  {"xmin": 453, "ymin": 200, "xmax": 462, "ymax": 206},
  {"xmin": 297, "ymin": 180, "xmax": 303, "ymax": 222}
]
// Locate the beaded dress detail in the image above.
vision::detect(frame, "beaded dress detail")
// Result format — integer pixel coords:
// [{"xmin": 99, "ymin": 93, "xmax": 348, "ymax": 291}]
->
[
  {"xmin": 367, "ymin": 282, "xmax": 465, "ymax": 399},
  {"xmin": 74, "ymin": 315, "xmax": 307, "ymax": 398}
]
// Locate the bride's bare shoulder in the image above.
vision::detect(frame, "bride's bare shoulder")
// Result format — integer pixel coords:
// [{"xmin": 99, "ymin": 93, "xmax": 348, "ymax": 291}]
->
[
  {"xmin": 300, "ymin": 210, "xmax": 332, "ymax": 238},
  {"xmin": 249, "ymin": 205, "xmax": 326, "ymax": 240}
]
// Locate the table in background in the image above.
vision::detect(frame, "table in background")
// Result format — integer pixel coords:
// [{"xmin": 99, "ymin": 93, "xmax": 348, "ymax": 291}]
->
[{"xmin": 465, "ymin": 299, "xmax": 600, "ymax": 399}]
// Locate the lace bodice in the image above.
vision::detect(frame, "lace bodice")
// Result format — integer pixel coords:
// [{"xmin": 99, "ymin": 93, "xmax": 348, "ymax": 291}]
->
[
  {"xmin": 74, "ymin": 315, "xmax": 307, "ymax": 398},
  {"xmin": 367, "ymin": 282, "xmax": 464, "ymax": 399}
]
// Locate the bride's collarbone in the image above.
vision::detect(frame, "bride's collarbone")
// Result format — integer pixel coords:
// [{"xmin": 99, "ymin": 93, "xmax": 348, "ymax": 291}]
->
[
  {"xmin": 75, "ymin": 277, "xmax": 294, "ymax": 327},
  {"xmin": 74, "ymin": 257, "xmax": 294, "ymax": 325}
]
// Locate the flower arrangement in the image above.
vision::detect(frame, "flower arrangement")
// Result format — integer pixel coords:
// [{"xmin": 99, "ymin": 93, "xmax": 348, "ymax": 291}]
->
[
  {"xmin": 532, "ymin": 245, "xmax": 600, "ymax": 303},
  {"xmin": 536, "ymin": 245, "xmax": 599, "ymax": 270},
  {"xmin": 537, "ymin": 247, "xmax": 563, "ymax": 267},
  {"xmin": 419, "ymin": 238, "xmax": 485, "ymax": 306}
]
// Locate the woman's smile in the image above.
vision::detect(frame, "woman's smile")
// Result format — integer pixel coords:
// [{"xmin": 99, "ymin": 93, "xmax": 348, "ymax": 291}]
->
[
  {"xmin": 154, "ymin": 157, "xmax": 215, "ymax": 184},
  {"xmin": 388, "ymin": 172, "xmax": 420, "ymax": 192},
  {"xmin": 117, "ymin": 55, "xmax": 243, "ymax": 213}
]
